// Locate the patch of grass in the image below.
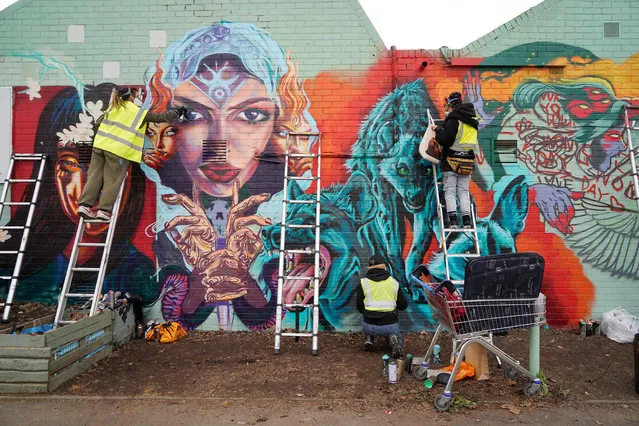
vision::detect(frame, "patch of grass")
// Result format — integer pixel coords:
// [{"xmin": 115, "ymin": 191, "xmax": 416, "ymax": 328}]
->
[
  {"xmin": 536, "ymin": 370, "xmax": 550, "ymax": 396},
  {"xmin": 450, "ymin": 396, "xmax": 478, "ymax": 411}
]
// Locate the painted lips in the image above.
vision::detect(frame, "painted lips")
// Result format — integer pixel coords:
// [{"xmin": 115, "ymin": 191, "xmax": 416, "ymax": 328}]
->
[{"xmin": 199, "ymin": 163, "xmax": 242, "ymax": 182}]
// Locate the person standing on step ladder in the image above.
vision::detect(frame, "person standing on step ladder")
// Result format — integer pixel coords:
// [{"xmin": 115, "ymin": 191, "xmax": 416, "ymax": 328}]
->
[
  {"xmin": 431, "ymin": 91, "xmax": 479, "ymax": 229},
  {"xmin": 77, "ymin": 87, "xmax": 187, "ymax": 221},
  {"xmin": 357, "ymin": 254, "xmax": 407, "ymax": 358}
]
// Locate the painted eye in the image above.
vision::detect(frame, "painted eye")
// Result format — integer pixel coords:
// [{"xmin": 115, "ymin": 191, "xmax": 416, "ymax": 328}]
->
[
  {"xmin": 397, "ymin": 164, "xmax": 410, "ymax": 177},
  {"xmin": 237, "ymin": 108, "xmax": 270, "ymax": 124},
  {"xmin": 146, "ymin": 128, "xmax": 157, "ymax": 137},
  {"xmin": 164, "ymin": 127, "xmax": 177, "ymax": 136},
  {"xmin": 185, "ymin": 110, "xmax": 205, "ymax": 121}
]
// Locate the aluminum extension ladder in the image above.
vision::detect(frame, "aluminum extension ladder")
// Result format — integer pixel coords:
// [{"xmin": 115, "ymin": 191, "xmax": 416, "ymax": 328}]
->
[
  {"xmin": 274, "ymin": 132, "xmax": 322, "ymax": 355},
  {"xmin": 0, "ymin": 153, "xmax": 47, "ymax": 322},
  {"xmin": 622, "ymin": 105, "xmax": 639, "ymax": 211},
  {"xmin": 53, "ymin": 174, "xmax": 127, "ymax": 328}
]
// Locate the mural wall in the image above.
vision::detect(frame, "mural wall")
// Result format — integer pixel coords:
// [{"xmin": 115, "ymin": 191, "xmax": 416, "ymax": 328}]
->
[{"xmin": 2, "ymin": 22, "xmax": 638, "ymax": 331}]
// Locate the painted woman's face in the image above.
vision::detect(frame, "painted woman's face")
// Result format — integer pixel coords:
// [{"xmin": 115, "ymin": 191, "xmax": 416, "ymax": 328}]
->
[
  {"xmin": 172, "ymin": 58, "xmax": 277, "ymax": 198},
  {"xmin": 144, "ymin": 122, "xmax": 178, "ymax": 169},
  {"xmin": 55, "ymin": 147, "xmax": 130, "ymax": 235}
]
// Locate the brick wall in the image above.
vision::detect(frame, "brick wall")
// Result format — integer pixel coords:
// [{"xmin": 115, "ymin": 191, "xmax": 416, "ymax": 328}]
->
[{"xmin": 0, "ymin": 0, "xmax": 637, "ymax": 331}]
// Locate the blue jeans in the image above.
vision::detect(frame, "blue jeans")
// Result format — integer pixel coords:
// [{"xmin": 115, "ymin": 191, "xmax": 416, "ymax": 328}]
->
[
  {"xmin": 443, "ymin": 171, "xmax": 471, "ymax": 216},
  {"xmin": 361, "ymin": 319, "xmax": 403, "ymax": 347}
]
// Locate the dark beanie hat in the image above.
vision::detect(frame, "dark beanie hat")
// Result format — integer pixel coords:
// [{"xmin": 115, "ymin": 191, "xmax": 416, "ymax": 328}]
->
[{"xmin": 369, "ymin": 254, "xmax": 386, "ymax": 267}]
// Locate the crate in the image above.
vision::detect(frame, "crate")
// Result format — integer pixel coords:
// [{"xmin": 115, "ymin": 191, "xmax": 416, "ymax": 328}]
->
[{"xmin": 0, "ymin": 311, "xmax": 112, "ymax": 394}]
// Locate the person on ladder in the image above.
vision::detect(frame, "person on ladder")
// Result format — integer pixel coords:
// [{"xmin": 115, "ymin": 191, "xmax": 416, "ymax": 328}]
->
[
  {"xmin": 432, "ymin": 92, "xmax": 479, "ymax": 229},
  {"xmin": 357, "ymin": 254, "xmax": 407, "ymax": 358},
  {"xmin": 77, "ymin": 87, "xmax": 187, "ymax": 221}
]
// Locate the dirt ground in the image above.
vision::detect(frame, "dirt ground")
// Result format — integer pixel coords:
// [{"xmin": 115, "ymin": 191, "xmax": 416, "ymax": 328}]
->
[
  {"xmin": 53, "ymin": 328, "xmax": 637, "ymax": 413},
  {"xmin": 0, "ymin": 301, "xmax": 58, "ymax": 331}
]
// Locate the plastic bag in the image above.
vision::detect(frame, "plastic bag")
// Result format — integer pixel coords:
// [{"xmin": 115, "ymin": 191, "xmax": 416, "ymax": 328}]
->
[
  {"xmin": 601, "ymin": 307, "xmax": 639, "ymax": 343},
  {"xmin": 443, "ymin": 357, "xmax": 476, "ymax": 381},
  {"xmin": 145, "ymin": 321, "xmax": 187, "ymax": 343},
  {"xmin": 419, "ymin": 110, "xmax": 441, "ymax": 164}
]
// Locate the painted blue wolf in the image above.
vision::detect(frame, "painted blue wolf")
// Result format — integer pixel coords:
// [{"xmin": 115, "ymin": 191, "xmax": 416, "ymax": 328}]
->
[{"xmin": 260, "ymin": 171, "xmax": 377, "ymax": 330}]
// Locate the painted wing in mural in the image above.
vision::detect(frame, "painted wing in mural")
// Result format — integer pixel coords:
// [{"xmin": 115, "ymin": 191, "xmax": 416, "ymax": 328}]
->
[{"xmin": 565, "ymin": 197, "xmax": 639, "ymax": 279}]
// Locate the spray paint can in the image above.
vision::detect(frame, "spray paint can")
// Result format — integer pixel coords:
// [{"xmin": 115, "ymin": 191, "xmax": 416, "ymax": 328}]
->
[
  {"xmin": 381, "ymin": 354, "xmax": 390, "ymax": 377},
  {"xmin": 405, "ymin": 354, "xmax": 413, "ymax": 373},
  {"xmin": 433, "ymin": 344, "xmax": 441, "ymax": 366},
  {"xmin": 388, "ymin": 359, "xmax": 398, "ymax": 384},
  {"xmin": 578, "ymin": 319, "xmax": 586, "ymax": 335}
]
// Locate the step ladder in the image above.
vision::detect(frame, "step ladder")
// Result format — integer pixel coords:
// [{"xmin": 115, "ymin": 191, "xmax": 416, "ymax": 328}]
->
[
  {"xmin": 274, "ymin": 132, "xmax": 322, "ymax": 355},
  {"xmin": 1, "ymin": 153, "xmax": 47, "ymax": 322},
  {"xmin": 622, "ymin": 105, "xmax": 639, "ymax": 211},
  {"xmin": 53, "ymin": 175, "xmax": 127, "ymax": 328},
  {"xmin": 427, "ymin": 109, "xmax": 480, "ymax": 288}
]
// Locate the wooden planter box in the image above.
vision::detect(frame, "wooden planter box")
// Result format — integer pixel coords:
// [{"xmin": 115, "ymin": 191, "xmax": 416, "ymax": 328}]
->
[{"xmin": 0, "ymin": 311, "xmax": 112, "ymax": 394}]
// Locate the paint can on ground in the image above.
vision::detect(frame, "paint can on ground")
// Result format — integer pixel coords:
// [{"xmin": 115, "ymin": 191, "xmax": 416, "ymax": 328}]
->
[
  {"xmin": 388, "ymin": 359, "xmax": 398, "ymax": 384},
  {"xmin": 405, "ymin": 354, "xmax": 413, "ymax": 373},
  {"xmin": 382, "ymin": 354, "xmax": 390, "ymax": 377}
]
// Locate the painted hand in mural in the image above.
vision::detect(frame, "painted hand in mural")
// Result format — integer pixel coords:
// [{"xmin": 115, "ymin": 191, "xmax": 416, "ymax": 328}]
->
[
  {"xmin": 162, "ymin": 192, "xmax": 272, "ymax": 305},
  {"xmin": 463, "ymin": 71, "xmax": 501, "ymax": 129},
  {"xmin": 530, "ymin": 183, "xmax": 583, "ymax": 235}
]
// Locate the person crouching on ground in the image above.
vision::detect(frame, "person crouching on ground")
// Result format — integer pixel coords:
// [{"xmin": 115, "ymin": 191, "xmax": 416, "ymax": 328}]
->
[
  {"xmin": 356, "ymin": 254, "xmax": 407, "ymax": 358},
  {"xmin": 77, "ymin": 87, "xmax": 187, "ymax": 221},
  {"xmin": 432, "ymin": 91, "xmax": 479, "ymax": 229}
]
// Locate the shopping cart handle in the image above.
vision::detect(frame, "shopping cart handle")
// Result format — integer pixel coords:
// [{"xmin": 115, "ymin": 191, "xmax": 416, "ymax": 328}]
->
[{"xmin": 411, "ymin": 265, "xmax": 430, "ymax": 279}]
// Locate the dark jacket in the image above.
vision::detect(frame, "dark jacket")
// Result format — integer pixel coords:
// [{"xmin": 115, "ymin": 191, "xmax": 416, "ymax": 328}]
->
[
  {"xmin": 356, "ymin": 267, "xmax": 408, "ymax": 325},
  {"xmin": 435, "ymin": 103, "xmax": 479, "ymax": 172}
]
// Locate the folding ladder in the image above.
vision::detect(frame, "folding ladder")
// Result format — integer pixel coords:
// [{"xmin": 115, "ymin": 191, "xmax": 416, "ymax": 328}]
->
[
  {"xmin": 0, "ymin": 153, "xmax": 47, "ymax": 322},
  {"xmin": 53, "ymin": 175, "xmax": 127, "ymax": 328},
  {"xmin": 622, "ymin": 105, "xmax": 639, "ymax": 211},
  {"xmin": 274, "ymin": 132, "xmax": 322, "ymax": 355}
]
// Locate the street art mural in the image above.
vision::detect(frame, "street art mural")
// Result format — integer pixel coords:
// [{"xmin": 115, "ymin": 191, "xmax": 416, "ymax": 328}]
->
[{"xmin": 2, "ymin": 26, "xmax": 637, "ymax": 331}]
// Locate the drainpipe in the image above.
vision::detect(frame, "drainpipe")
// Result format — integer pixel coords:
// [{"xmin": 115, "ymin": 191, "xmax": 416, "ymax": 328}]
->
[{"xmin": 391, "ymin": 45, "xmax": 398, "ymax": 144}]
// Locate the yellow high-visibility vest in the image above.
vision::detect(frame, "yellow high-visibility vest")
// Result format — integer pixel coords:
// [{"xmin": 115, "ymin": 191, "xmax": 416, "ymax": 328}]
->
[
  {"xmin": 93, "ymin": 102, "xmax": 148, "ymax": 163},
  {"xmin": 361, "ymin": 277, "xmax": 399, "ymax": 312},
  {"xmin": 450, "ymin": 121, "xmax": 478, "ymax": 152}
]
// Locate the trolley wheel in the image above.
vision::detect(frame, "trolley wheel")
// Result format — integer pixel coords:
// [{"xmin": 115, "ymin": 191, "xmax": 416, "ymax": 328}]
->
[
  {"xmin": 504, "ymin": 366, "xmax": 519, "ymax": 380},
  {"xmin": 413, "ymin": 366, "xmax": 429, "ymax": 381},
  {"xmin": 434, "ymin": 394, "xmax": 452, "ymax": 412},
  {"xmin": 523, "ymin": 382, "xmax": 540, "ymax": 397}
]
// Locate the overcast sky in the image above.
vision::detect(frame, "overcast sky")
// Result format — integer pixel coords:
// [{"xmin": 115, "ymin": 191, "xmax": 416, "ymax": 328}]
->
[{"xmin": 0, "ymin": 0, "xmax": 544, "ymax": 49}]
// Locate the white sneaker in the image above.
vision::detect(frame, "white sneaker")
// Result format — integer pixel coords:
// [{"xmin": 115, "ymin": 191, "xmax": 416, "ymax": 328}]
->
[
  {"xmin": 78, "ymin": 205, "xmax": 95, "ymax": 220},
  {"xmin": 95, "ymin": 210, "xmax": 112, "ymax": 221}
]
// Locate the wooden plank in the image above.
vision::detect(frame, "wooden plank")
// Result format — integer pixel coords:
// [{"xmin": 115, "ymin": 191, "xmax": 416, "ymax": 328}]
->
[
  {"xmin": 45, "ymin": 312, "xmax": 111, "ymax": 349},
  {"xmin": 0, "ymin": 358, "xmax": 49, "ymax": 372},
  {"xmin": 0, "ymin": 382, "xmax": 48, "ymax": 394},
  {"xmin": 0, "ymin": 347, "xmax": 51, "ymax": 358},
  {"xmin": 49, "ymin": 332, "xmax": 112, "ymax": 374},
  {"xmin": 48, "ymin": 344, "xmax": 112, "ymax": 392},
  {"xmin": 0, "ymin": 334, "xmax": 46, "ymax": 348},
  {"xmin": 45, "ymin": 311, "xmax": 112, "ymax": 348},
  {"xmin": 0, "ymin": 370, "xmax": 48, "ymax": 383}
]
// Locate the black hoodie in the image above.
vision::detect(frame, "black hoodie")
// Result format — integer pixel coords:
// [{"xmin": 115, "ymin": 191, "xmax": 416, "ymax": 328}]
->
[
  {"xmin": 356, "ymin": 267, "xmax": 408, "ymax": 325},
  {"xmin": 435, "ymin": 103, "xmax": 479, "ymax": 172}
]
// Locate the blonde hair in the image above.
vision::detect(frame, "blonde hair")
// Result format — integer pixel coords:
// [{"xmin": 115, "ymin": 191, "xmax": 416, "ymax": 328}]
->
[{"xmin": 106, "ymin": 88, "xmax": 132, "ymax": 112}]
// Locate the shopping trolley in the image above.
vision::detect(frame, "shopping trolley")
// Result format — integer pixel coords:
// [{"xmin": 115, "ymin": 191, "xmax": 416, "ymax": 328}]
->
[{"xmin": 410, "ymin": 253, "xmax": 546, "ymax": 412}]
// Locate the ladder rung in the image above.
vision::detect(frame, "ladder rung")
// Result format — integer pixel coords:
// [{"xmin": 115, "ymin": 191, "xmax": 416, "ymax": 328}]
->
[
  {"xmin": 0, "ymin": 276, "xmax": 13, "ymax": 280},
  {"xmin": 7, "ymin": 179, "xmax": 37, "ymax": 183},
  {"xmin": 71, "ymin": 267, "xmax": 101, "ymax": 272},
  {"xmin": 65, "ymin": 293, "xmax": 95, "ymax": 298},
  {"xmin": 12, "ymin": 154, "xmax": 45, "ymax": 159},
  {"xmin": 286, "ymin": 176, "xmax": 318, "ymax": 181},
  {"xmin": 281, "ymin": 332, "xmax": 313, "ymax": 337},
  {"xmin": 0, "ymin": 251, "xmax": 19, "ymax": 255},
  {"xmin": 284, "ymin": 224, "xmax": 315, "ymax": 229},
  {"xmin": 0, "ymin": 202, "xmax": 30, "ymax": 206},
  {"xmin": 451, "ymin": 280, "xmax": 464, "ymax": 285},
  {"xmin": 283, "ymin": 303, "xmax": 315, "ymax": 308},
  {"xmin": 284, "ymin": 249, "xmax": 315, "ymax": 254},
  {"xmin": 84, "ymin": 219, "xmax": 111, "ymax": 223},
  {"xmin": 283, "ymin": 276, "xmax": 314, "ymax": 281},
  {"xmin": 286, "ymin": 200, "xmax": 317, "ymax": 204},
  {"xmin": 78, "ymin": 242, "xmax": 107, "ymax": 247},
  {"xmin": 447, "ymin": 253, "xmax": 481, "ymax": 258},
  {"xmin": 0, "ymin": 226, "xmax": 25, "ymax": 230},
  {"xmin": 288, "ymin": 153, "xmax": 319, "ymax": 158},
  {"xmin": 56, "ymin": 320, "xmax": 77, "ymax": 325},
  {"xmin": 444, "ymin": 228, "xmax": 476, "ymax": 232}
]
